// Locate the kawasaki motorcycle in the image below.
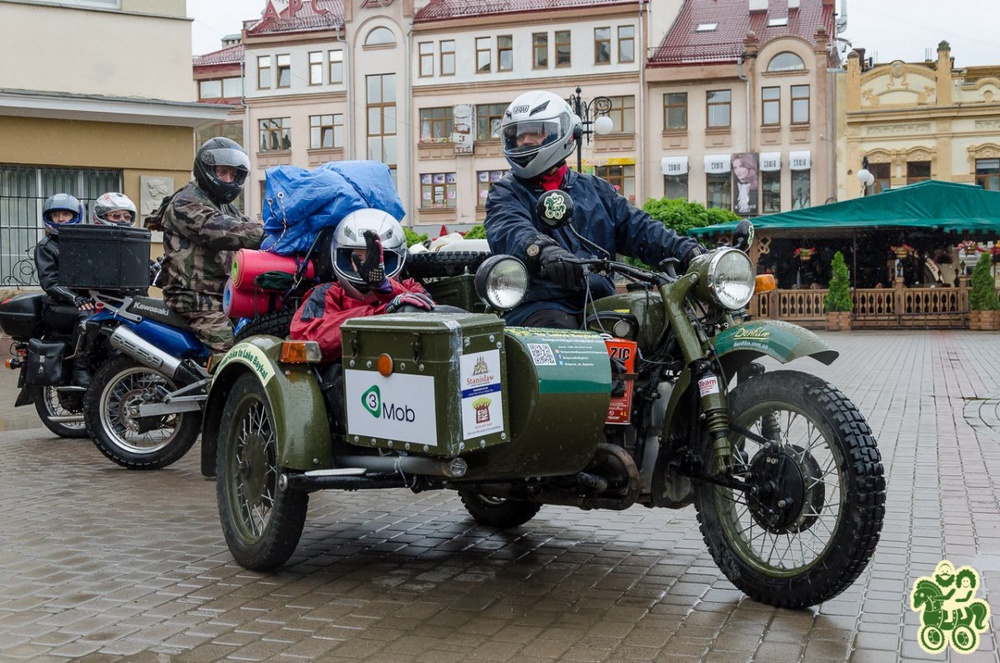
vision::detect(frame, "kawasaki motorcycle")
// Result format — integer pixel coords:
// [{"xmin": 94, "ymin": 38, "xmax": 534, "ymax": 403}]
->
[{"xmin": 202, "ymin": 193, "xmax": 885, "ymax": 609}]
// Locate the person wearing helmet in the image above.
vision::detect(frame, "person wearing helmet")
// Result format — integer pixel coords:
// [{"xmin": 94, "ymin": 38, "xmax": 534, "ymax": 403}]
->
[
  {"xmin": 158, "ymin": 137, "xmax": 263, "ymax": 352},
  {"xmin": 33, "ymin": 193, "xmax": 96, "ymax": 385},
  {"xmin": 484, "ymin": 90, "xmax": 704, "ymax": 328},
  {"xmin": 92, "ymin": 192, "xmax": 137, "ymax": 227},
  {"xmin": 289, "ymin": 209, "xmax": 434, "ymax": 362}
]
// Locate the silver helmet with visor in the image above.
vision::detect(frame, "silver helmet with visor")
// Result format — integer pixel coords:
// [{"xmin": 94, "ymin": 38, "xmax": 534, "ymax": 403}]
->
[{"xmin": 501, "ymin": 90, "xmax": 582, "ymax": 179}]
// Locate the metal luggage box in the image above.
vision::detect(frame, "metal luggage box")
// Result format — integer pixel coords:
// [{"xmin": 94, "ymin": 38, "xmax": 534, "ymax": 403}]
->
[{"xmin": 340, "ymin": 312, "xmax": 508, "ymax": 457}]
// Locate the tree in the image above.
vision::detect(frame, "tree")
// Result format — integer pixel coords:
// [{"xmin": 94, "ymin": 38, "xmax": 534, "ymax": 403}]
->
[
  {"xmin": 969, "ymin": 252, "xmax": 1000, "ymax": 311},
  {"xmin": 824, "ymin": 251, "xmax": 853, "ymax": 312}
]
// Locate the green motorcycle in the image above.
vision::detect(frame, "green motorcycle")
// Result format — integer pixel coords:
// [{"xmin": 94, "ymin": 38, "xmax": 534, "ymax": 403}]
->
[{"xmin": 202, "ymin": 195, "xmax": 885, "ymax": 609}]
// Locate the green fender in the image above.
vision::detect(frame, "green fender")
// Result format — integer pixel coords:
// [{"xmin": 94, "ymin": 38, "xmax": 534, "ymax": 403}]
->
[
  {"xmin": 712, "ymin": 319, "xmax": 839, "ymax": 380},
  {"xmin": 200, "ymin": 336, "xmax": 331, "ymax": 477}
]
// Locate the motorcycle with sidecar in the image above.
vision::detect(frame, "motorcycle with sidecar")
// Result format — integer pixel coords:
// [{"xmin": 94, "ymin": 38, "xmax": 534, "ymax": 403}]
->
[{"xmin": 202, "ymin": 196, "xmax": 885, "ymax": 609}]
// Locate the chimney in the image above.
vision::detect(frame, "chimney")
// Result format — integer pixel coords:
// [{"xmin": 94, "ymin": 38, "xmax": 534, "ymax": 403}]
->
[
  {"xmin": 788, "ymin": 0, "xmax": 800, "ymax": 9},
  {"xmin": 749, "ymin": 0, "xmax": 767, "ymax": 12}
]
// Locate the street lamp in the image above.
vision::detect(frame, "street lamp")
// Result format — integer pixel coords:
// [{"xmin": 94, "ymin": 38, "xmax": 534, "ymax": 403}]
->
[
  {"xmin": 568, "ymin": 86, "xmax": 613, "ymax": 172},
  {"xmin": 857, "ymin": 156, "xmax": 875, "ymax": 196}
]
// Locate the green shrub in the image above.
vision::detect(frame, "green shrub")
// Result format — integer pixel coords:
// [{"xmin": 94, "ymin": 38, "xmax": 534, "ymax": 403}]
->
[
  {"xmin": 404, "ymin": 227, "xmax": 429, "ymax": 247},
  {"xmin": 969, "ymin": 252, "xmax": 1000, "ymax": 310},
  {"xmin": 824, "ymin": 251, "xmax": 853, "ymax": 312},
  {"xmin": 625, "ymin": 198, "xmax": 738, "ymax": 267},
  {"xmin": 463, "ymin": 225, "xmax": 487, "ymax": 240}
]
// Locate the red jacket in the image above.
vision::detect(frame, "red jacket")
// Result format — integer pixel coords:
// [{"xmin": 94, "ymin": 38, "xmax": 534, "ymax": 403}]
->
[{"xmin": 290, "ymin": 278, "xmax": 427, "ymax": 361}]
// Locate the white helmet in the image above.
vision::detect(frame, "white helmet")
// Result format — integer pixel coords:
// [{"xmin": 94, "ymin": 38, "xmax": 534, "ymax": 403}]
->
[
  {"xmin": 332, "ymin": 209, "xmax": 407, "ymax": 290},
  {"xmin": 501, "ymin": 90, "xmax": 582, "ymax": 179},
  {"xmin": 92, "ymin": 192, "xmax": 137, "ymax": 226}
]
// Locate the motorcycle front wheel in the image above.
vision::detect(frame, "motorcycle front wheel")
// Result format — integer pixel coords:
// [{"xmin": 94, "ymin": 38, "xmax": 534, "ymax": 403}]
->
[
  {"xmin": 34, "ymin": 385, "xmax": 88, "ymax": 439},
  {"xmin": 84, "ymin": 356, "xmax": 202, "ymax": 470},
  {"xmin": 217, "ymin": 372, "xmax": 308, "ymax": 571},
  {"xmin": 694, "ymin": 370, "xmax": 885, "ymax": 609}
]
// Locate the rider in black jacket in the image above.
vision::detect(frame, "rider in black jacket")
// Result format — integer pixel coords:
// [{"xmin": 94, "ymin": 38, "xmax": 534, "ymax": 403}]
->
[{"xmin": 485, "ymin": 90, "xmax": 703, "ymax": 328}]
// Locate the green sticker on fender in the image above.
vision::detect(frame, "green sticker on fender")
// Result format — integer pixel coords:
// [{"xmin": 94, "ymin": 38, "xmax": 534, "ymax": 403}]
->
[
  {"xmin": 217, "ymin": 344, "xmax": 275, "ymax": 385},
  {"xmin": 714, "ymin": 322, "xmax": 802, "ymax": 361}
]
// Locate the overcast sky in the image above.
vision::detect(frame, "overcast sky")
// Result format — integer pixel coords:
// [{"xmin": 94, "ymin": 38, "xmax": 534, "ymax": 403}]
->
[{"xmin": 188, "ymin": 0, "xmax": 1000, "ymax": 67}]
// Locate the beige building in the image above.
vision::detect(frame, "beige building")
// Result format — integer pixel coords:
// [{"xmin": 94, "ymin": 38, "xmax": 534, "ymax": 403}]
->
[
  {"xmin": 840, "ymin": 41, "xmax": 1000, "ymax": 200},
  {"xmin": 0, "ymin": 0, "xmax": 231, "ymax": 284}
]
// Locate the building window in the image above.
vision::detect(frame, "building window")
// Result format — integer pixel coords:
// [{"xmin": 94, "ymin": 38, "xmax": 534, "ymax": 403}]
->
[
  {"xmin": 259, "ymin": 118, "xmax": 291, "ymax": 151},
  {"xmin": 594, "ymin": 27, "xmax": 611, "ymax": 64},
  {"xmin": 257, "ymin": 55, "xmax": 271, "ymax": 89},
  {"xmin": 555, "ymin": 30, "xmax": 571, "ymax": 67},
  {"xmin": 761, "ymin": 171, "xmax": 781, "ymax": 213},
  {"xmin": 533, "ymin": 33, "xmax": 548, "ymax": 69},
  {"xmin": 707, "ymin": 173, "xmax": 731, "ymax": 209},
  {"xmin": 664, "ymin": 174, "xmax": 688, "ymax": 200},
  {"xmin": 791, "ymin": 85, "xmax": 810, "ymax": 124},
  {"xmin": 663, "ymin": 93, "xmax": 687, "ymax": 130},
  {"xmin": 310, "ymin": 114, "xmax": 343, "ymax": 149},
  {"xmin": 618, "ymin": 25, "xmax": 635, "ymax": 63},
  {"xmin": 976, "ymin": 159, "xmax": 999, "ymax": 190},
  {"xmin": 762, "ymin": 86, "xmax": 780, "ymax": 125},
  {"xmin": 440, "ymin": 40, "xmax": 455, "ymax": 76},
  {"xmin": 420, "ymin": 172, "xmax": 457, "ymax": 209},
  {"xmin": 791, "ymin": 170, "xmax": 810, "ymax": 209},
  {"xmin": 329, "ymin": 50, "xmax": 343, "ymax": 83},
  {"xmin": 476, "ymin": 37, "xmax": 491, "ymax": 73},
  {"xmin": 309, "ymin": 51, "xmax": 323, "ymax": 85},
  {"xmin": 365, "ymin": 27, "xmax": 395, "ymax": 47},
  {"xmin": 477, "ymin": 170, "xmax": 508, "ymax": 207},
  {"xmin": 497, "ymin": 35, "xmax": 513, "ymax": 72},
  {"xmin": 276, "ymin": 54, "xmax": 291, "ymax": 88},
  {"xmin": 200, "ymin": 77, "xmax": 242, "ymax": 100},
  {"xmin": 476, "ymin": 103, "xmax": 507, "ymax": 140},
  {"xmin": 420, "ymin": 107, "xmax": 453, "ymax": 143},
  {"xmin": 595, "ymin": 165, "xmax": 635, "ymax": 203},
  {"xmin": 605, "ymin": 96, "xmax": 635, "ymax": 133},
  {"xmin": 767, "ymin": 51, "xmax": 805, "ymax": 72},
  {"xmin": 707, "ymin": 90, "xmax": 731, "ymax": 128},
  {"xmin": 419, "ymin": 42, "xmax": 434, "ymax": 77},
  {"xmin": 367, "ymin": 74, "xmax": 397, "ymax": 168},
  {"xmin": 869, "ymin": 162, "xmax": 890, "ymax": 193},
  {"xmin": 199, "ymin": 80, "xmax": 222, "ymax": 99},
  {"xmin": 907, "ymin": 160, "xmax": 931, "ymax": 184}
]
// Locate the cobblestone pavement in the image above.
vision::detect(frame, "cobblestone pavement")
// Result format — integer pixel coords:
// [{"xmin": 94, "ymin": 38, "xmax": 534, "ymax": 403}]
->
[{"xmin": 0, "ymin": 331, "xmax": 998, "ymax": 662}]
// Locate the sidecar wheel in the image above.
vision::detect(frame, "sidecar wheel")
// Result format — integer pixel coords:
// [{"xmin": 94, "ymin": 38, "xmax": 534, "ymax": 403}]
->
[
  {"xmin": 34, "ymin": 386, "xmax": 88, "ymax": 439},
  {"xmin": 458, "ymin": 490, "xmax": 541, "ymax": 528},
  {"xmin": 217, "ymin": 373, "xmax": 308, "ymax": 571},
  {"xmin": 84, "ymin": 356, "xmax": 202, "ymax": 470},
  {"xmin": 694, "ymin": 370, "xmax": 885, "ymax": 609}
]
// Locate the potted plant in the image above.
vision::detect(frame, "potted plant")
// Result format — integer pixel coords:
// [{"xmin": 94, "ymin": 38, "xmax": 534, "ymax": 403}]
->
[
  {"xmin": 968, "ymin": 251, "xmax": 1000, "ymax": 330},
  {"xmin": 824, "ymin": 251, "xmax": 853, "ymax": 331}
]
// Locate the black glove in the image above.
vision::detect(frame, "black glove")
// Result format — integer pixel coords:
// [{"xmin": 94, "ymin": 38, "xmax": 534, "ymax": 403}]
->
[
  {"xmin": 538, "ymin": 244, "xmax": 584, "ymax": 289},
  {"xmin": 351, "ymin": 230, "xmax": 391, "ymax": 293},
  {"xmin": 384, "ymin": 292, "xmax": 435, "ymax": 313},
  {"xmin": 679, "ymin": 244, "xmax": 708, "ymax": 273}
]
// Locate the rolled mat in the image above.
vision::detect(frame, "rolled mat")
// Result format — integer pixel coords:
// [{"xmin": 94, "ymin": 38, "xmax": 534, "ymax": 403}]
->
[
  {"xmin": 231, "ymin": 249, "xmax": 315, "ymax": 291},
  {"xmin": 223, "ymin": 278, "xmax": 285, "ymax": 318}
]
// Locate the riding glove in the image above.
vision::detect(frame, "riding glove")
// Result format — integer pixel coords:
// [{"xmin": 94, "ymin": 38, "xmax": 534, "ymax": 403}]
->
[
  {"xmin": 679, "ymin": 244, "xmax": 708, "ymax": 273},
  {"xmin": 537, "ymin": 244, "xmax": 584, "ymax": 289},
  {"xmin": 352, "ymin": 230, "xmax": 392, "ymax": 293},
  {"xmin": 384, "ymin": 292, "xmax": 435, "ymax": 314}
]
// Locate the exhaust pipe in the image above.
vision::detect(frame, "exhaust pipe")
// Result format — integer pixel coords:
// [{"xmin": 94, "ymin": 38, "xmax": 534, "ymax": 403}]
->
[{"xmin": 109, "ymin": 326, "xmax": 182, "ymax": 379}]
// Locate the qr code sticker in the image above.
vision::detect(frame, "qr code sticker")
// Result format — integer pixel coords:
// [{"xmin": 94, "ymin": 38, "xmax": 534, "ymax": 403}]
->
[{"xmin": 528, "ymin": 343, "xmax": 557, "ymax": 366}]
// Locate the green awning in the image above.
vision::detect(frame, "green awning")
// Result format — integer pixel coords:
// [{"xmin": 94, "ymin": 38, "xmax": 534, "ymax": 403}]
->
[{"xmin": 689, "ymin": 180, "xmax": 1000, "ymax": 238}]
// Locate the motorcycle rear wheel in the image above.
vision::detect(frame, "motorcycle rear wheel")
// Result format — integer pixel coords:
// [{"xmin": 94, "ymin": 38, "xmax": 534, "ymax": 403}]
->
[
  {"xmin": 694, "ymin": 370, "xmax": 885, "ymax": 609},
  {"xmin": 84, "ymin": 356, "xmax": 202, "ymax": 470},
  {"xmin": 34, "ymin": 386, "xmax": 88, "ymax": 439},
  {"xmin": 458, "ymin": 489, "xmax": 541, "ymax": 528},
  {"xmin": 217, "ymin": 373, "xmax": 308, "ymax": 571}
]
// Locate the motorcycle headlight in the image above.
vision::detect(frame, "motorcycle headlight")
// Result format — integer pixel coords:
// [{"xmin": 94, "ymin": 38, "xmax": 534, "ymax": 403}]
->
[
  {"xmin": 697, "ymin": 248, "xmax": 756, "ymax": 310},
  {"xmin": 474, "ymin": 255, "xmax": 528, "ymax": 311}
]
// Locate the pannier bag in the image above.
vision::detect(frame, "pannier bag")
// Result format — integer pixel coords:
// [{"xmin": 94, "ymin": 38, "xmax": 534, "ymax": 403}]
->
[{"xmin": 25, "ymin": 339, "xmax": 67, "ymax": 386}]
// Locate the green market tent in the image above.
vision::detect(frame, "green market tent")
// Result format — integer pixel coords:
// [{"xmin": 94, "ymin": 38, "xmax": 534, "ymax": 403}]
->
[{"xmin": 689, "ymin": 180, "xmax": 1000, "ymax": 238}]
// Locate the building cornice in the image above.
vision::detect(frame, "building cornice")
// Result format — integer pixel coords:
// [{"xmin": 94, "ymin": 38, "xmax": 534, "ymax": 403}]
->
[{"xmin": 0, "ymin": 89, "xmax": 233, "ymax": 127}]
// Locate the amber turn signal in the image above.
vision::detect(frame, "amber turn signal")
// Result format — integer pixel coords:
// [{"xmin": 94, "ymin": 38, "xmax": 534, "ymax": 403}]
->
[
  {"xmin": 279, "ymin": 340, "xmax": 322, "ymax": 363},
  {"xmin": 377, "ymin": 353, "xmax": 394, "ymax": 377},
  {"xmin": 754, "ymin": 274, "xmax": 777, "ymax": 294}
]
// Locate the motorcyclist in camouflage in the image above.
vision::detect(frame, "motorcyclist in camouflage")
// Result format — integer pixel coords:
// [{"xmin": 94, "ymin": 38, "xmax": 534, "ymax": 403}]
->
[{"xmin": 158, "ymin": 138, "xmax": 262, "ymax": 352}]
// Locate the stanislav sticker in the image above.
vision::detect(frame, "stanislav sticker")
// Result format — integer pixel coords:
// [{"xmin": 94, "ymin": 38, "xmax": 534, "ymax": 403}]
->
[{"xmin": 460, "ymin": 350, "xmax": 504, "ymax": 440}]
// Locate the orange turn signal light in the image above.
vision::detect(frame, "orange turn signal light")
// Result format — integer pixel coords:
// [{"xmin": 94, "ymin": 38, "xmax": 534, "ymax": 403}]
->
[
  {"xmin": 377, "ymin": 353, "xmax": 394, "ymax": 377},
  {"xmin": 279, "ymin": 340, "xmax": 322, "ymax": 364},
  {"xmin": 755, "ymin": 274, "xmax": 777, "ymax": 294}
]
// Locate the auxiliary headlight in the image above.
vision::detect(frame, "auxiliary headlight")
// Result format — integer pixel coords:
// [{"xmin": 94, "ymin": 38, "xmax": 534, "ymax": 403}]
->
[
  {"xmin": 474, "ymin": 255, "xmax": 528, "ymax": 311},
  {"xmin": 698, "ymin": 248, "xmax": 756, "ymax": 310}
]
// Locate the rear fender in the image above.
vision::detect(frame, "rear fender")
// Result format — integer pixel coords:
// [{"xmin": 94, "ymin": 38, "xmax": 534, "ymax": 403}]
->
[
  {"xmin": 713, "ymin": 319, "xmax": 838, "ymax": 381},
  {"xmin": 200, "ymin": 336, "xmax": 331, "ymax": 477}
]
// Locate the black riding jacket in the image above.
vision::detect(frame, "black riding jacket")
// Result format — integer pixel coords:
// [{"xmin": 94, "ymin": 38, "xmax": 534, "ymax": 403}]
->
[{"xmin": 34, "ymin": 234, "xmax": 80, "ymax": 305}]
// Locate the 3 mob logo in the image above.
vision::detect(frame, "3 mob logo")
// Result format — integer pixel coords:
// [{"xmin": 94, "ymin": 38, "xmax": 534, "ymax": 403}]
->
[{"xmin": 361, "ymin": 385, "xmax": 416, "ymax": 422}]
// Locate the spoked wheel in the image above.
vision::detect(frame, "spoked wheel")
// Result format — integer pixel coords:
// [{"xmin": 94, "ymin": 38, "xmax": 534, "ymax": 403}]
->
[
  {"xmin": 458, "ymin": 489, "xmax": 541, "ymax": 528},
  {"xmin": 34, "ymin": 386, "xmax": 88, "ymax": 439},
  {"xmin": 694, "ymin": 370, "xmax": 885, "ymax": 609},
  {"xmin": 216, "ymin": 373, "xmax": 308, "ymax": 571},
  {"xmin": 84, "ymin": 356, "xmax": 202, "ymax": 470}
]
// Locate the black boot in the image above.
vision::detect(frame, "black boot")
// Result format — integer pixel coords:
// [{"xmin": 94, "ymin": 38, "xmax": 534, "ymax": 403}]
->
[
  {"xmin": 70, "ymin": 317, "xmax": 96, "ymax": 388},
  {"xmin": 71, "ymin": 361, "xmax": 91, "ymax": 388}
]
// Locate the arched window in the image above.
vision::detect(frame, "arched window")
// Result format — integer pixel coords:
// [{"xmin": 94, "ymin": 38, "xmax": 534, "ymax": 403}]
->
[
  {"xmin": 365, "ymin": 27, "xmax": 396, "ymax": 47},
  {"xmin": 767, "ymin": 51, "xmax": 805, "ymax": 72}
]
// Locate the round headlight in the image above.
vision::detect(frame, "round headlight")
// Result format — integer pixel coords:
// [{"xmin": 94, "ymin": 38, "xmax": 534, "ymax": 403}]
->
[
  {"xmin": 474, "ymin": 255, "xmax": 528, "ymax": 311},
  {"xmin": 705, "ymin": 248, "xmax": 755, "ymax": 310}
]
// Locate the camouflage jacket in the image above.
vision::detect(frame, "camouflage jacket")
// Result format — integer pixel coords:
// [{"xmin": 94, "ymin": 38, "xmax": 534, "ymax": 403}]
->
[{"xmin": 161, "ymin": 182, "xmax": 263, "ymax": 314}]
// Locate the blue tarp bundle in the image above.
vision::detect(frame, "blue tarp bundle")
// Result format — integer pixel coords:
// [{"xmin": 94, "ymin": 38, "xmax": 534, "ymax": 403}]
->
[{"xmin": 260, "ymin": 161, "xmax": 405, "ymax": 255}]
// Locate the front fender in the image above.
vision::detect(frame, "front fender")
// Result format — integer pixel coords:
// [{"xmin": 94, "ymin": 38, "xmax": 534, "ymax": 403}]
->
[
  {"xmin": 712, "ymin": 319, "xmax": 838, "ymax": 380},
  {"xmin": 200, "ymin": 336, "xmax": 331, "ymax": 477}
]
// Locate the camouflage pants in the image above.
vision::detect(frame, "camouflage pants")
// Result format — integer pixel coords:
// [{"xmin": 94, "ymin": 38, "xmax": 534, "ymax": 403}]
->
[{"xmin": 179, "ymin": 309, "xmax": 234, "ymax": 353}]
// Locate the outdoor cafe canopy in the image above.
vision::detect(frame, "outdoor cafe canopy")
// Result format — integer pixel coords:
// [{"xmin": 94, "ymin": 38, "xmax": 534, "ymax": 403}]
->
[{"xmin": 688, "ymin": 180, "xmax": 1000, "ymax": 238}]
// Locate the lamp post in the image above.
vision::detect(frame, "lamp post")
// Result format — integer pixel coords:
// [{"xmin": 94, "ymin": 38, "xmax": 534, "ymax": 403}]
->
[
  {"xmin": 857, "ymin": 156, "xmax": 875, "ymax": 197},
  {"xmin": 568, "ymin": 86, "xmax": 614, "ymax": 173}
]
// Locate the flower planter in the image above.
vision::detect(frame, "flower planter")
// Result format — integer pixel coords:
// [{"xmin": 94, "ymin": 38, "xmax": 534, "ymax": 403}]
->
[
  {"xmin": 968, "ymin": 310, "xmax": 1000, "ymax": 331},
  {"xmin": 825, "ymin": 311, "xmax": 852, "ymax": 332}
]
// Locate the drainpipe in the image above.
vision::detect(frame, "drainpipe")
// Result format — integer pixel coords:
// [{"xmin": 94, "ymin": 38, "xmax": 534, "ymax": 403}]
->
[
  {"xmin": 737, "ymin": 56, "xmax": 750, "ymax": 153},
  {"xmin": 337, "ymin": 24, "xmax": 351, "ymax": 160},
  {"xmin": 637, "ymin": 0, "xmax": 646, "ymax": 203},
  {"xmin": 404, "ymin": 24, "xmax": 413, "ymax": 220}
]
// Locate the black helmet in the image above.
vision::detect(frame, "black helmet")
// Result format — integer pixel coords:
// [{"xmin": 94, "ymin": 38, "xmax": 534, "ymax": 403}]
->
[{"xmin": 193, "ymin": 137, "xmax": 250, "ymax": 204}]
